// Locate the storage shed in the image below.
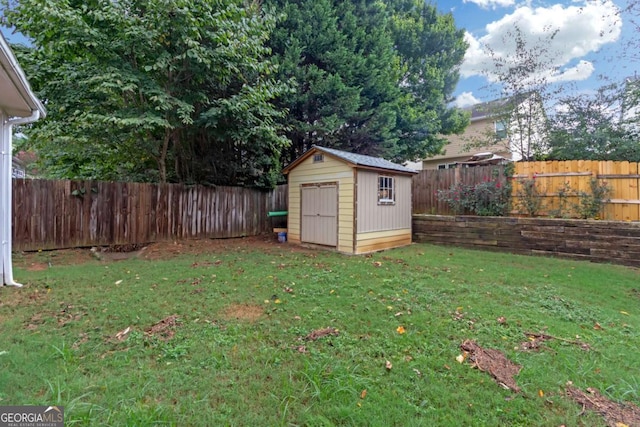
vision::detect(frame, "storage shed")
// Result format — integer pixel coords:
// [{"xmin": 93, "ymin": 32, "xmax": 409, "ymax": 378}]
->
[{"xmin": 282, "ymin": 145, "xmax": 418, "ymax": 254}]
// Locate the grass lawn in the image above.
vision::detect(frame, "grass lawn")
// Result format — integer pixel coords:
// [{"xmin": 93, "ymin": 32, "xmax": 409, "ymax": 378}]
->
[{"xmin": 1, "ymin": 237, "xmax": 639, "ymax": 426}]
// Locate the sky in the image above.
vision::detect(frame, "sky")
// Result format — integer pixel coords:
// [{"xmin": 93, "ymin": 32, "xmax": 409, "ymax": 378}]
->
[{"xmin": 443, "ymin": 0, "xmax": 638, "ymax": 107}]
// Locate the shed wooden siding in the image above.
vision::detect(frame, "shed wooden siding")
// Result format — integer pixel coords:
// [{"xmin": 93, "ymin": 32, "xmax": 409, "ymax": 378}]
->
[
  {"xmin": 356, "ymin": 170, "xmax": 412, "ymax": 232},
  {"xmin": 355, "ymin": 229, "xmax": 412, "ymax": 254},
  {"xmin": 286, "ymin": 154, "xmax": 354, "ymax": 252}
]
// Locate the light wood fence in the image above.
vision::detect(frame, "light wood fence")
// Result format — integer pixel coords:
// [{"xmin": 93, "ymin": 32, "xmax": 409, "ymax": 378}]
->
[
  {"xmin": 413, "ymin": 161, "xmax": 640, "ymax": 221},
  {"xmin": 12, "ymin": 179, "xmax": 288, "ymax": 251},
  {"xmin": 513, "ymin": 161, "xmax": 640, "ymax": 221}
]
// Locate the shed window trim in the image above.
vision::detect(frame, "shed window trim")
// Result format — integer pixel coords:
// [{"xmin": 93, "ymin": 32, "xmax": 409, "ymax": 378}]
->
[{"xmin": 378, "ymin": 175, "xmax": 395, "ymax": 205}]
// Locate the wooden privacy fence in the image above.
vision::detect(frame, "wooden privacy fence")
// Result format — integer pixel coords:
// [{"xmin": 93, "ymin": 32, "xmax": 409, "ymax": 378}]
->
[
  {"xmin": 412, "ymin": 165, "xmax": 507, "ymax": 215},
  {"xmin": 12, "ymin": 179, "xmax": 288, "ymax": 251},
  {"xmin": 513, "ymin": 161, "xmax": 640, "ymax": 221},
  {"xmin": 412, "ymin": 161, "xmax": 640, "ymax": 221}
]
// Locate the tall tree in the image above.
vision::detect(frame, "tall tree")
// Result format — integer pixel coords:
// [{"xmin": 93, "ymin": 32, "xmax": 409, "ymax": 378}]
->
[
  {"xmin": 3, "ymin": 0, "xmax": 289, "ymax": 188},
  {"xmin": 386, "ymin": 0, "xmax": 469, "ymax": 162},
  {"xmin": 267, "ymin": 0, "xmax": 402, "ymax": 162},
  {"xmin": 266, "ymin": 0, "xmax": 468, "ymax": 163},
  {"xmin": 478, "ymin": 26, "xmax": 556, "ymax": 160},
  {"xmin": 546, "ymin": 83, "xmax": 640, "ymax": 161}
]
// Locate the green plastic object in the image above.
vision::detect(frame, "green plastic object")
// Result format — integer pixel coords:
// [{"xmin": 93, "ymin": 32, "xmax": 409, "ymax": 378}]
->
[{"xmin": 267, "ymin": 211, "xmax": 288, "ymax": 217}]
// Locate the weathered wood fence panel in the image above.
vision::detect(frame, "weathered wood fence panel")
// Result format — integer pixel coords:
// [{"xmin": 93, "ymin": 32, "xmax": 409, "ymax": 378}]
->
[
  {"xmin": 12, "ymin": 180, "xmax": 288, "ymax": 251},
  {"xmin": 412, "ymin": 165, "xmax": 506, "ymax": 215},
  {"xmin": 413, "ymin": 214, "xmax": 640, "ymax": 267},
  {"xmin": 513, "ymin": 161, "xmax": 640, "ymax": 221}
]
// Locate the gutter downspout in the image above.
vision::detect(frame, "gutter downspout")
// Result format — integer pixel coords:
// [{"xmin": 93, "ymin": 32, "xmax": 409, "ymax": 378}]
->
[{"xmin": 1, "ymin": 109, "xmax": 40, "ymax": 287}]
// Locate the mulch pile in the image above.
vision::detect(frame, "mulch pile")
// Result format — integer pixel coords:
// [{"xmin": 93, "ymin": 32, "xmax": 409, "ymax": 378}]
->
[
  {"xmin": 566, "ymin": 384, "xmax": 640, "ymax": 427},
  {"xmin": 460, "ymin": 339, "xmax": 522, "ymax": 392}
]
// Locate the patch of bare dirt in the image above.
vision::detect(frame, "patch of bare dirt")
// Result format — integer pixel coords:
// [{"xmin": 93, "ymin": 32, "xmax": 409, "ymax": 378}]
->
[
  {"xmin": 221, "ymin": 304, "xmax": 264, "ymax": 322},
  {"xmin": 566, "ymin": 384, "xmax": 640, "ymax": 427},
  {"xmin": 13, "ymin": 235, "xmax": 312, "ymax": 267},
  {"xmin": 460, "ymin": 339, "xmax": 522, "ymax": 392},
  {"xmin": 13, "ymin": 248, "xmax": 95, "ymax": 268},
  {"xmin": 145, "ymin": 314, "xmax": 180, "ymax": 340}
]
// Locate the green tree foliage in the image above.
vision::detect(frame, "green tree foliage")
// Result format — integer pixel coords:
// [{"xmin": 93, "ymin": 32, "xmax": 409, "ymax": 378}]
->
[
  {"xmin": 546, "ymin": 83, "xmax": 640, "ymax": 161},
  {"xmin": 3, "ymin": 0, "xmax": 289, "ymax": 188},
  {"xmin": 266, "ymin": 0, "xmax": 468, "ymax": 164},
  {"xmin": 387, "ymin": 0, "xmax": 469, "ymax": 162}
]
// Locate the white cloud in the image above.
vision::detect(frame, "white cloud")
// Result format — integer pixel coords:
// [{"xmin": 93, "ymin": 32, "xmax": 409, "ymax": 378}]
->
[
  {"xmin": 463, "ymin": 0, "xmax": 515, "ymax": 9},
  {"xmin": 454, "ymin": 91, "xmax": 481, "ymax": 107},
  {"xmin": 460, "ymin": 0, "xmax": 622, "ymax": 85}
]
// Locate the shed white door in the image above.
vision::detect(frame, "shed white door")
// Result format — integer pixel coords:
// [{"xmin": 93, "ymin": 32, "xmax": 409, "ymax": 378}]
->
[{"xmin": 301, "ymin": 184, "xmax": 338, "ymax": 247}]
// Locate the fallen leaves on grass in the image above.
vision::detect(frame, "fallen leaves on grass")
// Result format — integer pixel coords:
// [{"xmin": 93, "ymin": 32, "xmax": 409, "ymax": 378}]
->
[
  {"xmin": 460, "ymin": 340, "xmax": 522, "ymax": 392},
  {"xmin": 385, "ymin": 360, "xmax": 393, "ymax": 371},
  {"xmin": 145, "ymin": 314, "xmax": 180, "ymax": 341},
  {"xmin": 301, "ymin": 327, "xmax": 339, "ymax": 341},
  {"xmin": 396, "ymin": 326, "xmax": 406, "ymax": 334},
  {"xmin": 520, "ymin": 332, "xmax": 591, "ymax": 352},
  {"xmin": 566, "ymin": 383, "xmax": 640, "ymax": 427}
]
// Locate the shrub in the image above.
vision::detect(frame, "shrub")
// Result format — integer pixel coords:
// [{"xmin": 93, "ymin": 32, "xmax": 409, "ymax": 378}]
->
[
  {"xmin": 437, "ymin": 173, "xmax": 511, "ymax": 216},
  {"xmin": 576, "ymin": 178, "xmax": 611, "ymax": 219},
  {"xmin": 515, "ymin": 177, "xmax": 544, "ymax": 217}
]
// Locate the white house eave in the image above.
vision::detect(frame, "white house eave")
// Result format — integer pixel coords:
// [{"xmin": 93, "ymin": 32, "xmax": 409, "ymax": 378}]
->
[{"xmin": 0, "ymin": 33, "xmax": 46, "ymax": 119}]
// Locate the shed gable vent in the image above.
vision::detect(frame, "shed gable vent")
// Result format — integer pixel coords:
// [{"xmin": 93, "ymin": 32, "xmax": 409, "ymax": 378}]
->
[{"xmin": 313, "ymin": 153, "xmax": 324, "ymax": 163}]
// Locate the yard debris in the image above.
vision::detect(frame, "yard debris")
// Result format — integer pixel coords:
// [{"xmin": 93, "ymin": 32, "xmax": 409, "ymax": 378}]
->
[
  {"xmin": 301, "ymin": 327, "xmax": 339, "ymax": 341},
  {"xmin": 566, "ymin": 383, "xmax": 640, "ymax": 427},
  {"xmin": 460, "ymin": 340, "xmax": 522, "ymax": 392},
  {"xmin": 520, "ymin": 331, "xmax": 591, "ymax": 352},
  {"xmin": 293, "ymin": 345, "xmax": 308, "ymax": 354},
  {"xmin": 114, "ymin": 327, "xmax": 131, "ymax": 341},
  {"xmin": 145, "ymin": 315, "xmax": 180, "ymax": 340},
  {"xmin": 385, "ymin": 360, "xmax": 393, "ymax": 371}
]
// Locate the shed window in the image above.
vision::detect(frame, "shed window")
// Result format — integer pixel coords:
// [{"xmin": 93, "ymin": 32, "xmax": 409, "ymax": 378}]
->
[
  {"xmin": 313, "ymin": 153, "xmax": 324, "ymax": 163},
  {"xmin": 378, "ymin": 176, "xmax": 395, "ymax": 204}
]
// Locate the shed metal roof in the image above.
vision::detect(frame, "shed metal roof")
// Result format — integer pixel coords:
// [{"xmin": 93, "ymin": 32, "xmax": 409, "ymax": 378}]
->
[{"xmin": 284, "ymin": 145, "xmax": 418, "ymax": 175}]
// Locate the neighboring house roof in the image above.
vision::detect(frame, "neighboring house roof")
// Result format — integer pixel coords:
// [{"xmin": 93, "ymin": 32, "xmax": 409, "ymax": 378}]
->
[{"xmin": 283, "ymin": 145, "xmax": 418, "ymax": 175}]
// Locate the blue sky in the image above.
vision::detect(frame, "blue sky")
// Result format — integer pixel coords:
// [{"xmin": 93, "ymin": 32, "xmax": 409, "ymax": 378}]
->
[{"xmin": 442, "ymin": 0, "xmax": 637, "ymax": 107}]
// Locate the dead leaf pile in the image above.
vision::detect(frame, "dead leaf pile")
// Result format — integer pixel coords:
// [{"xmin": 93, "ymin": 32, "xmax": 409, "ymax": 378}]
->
[
  {"xmin": 145, "ymin": 314, "xmax": 180, "ymax": 340},
  {"xmin": 460, "ymin": 339, "xmax": 522, "ymax": 392},
  {"xmin": 566, "ymin": 384, "xmax": 640, "ymax": 427},
  {"xmin": 520, "ymin": 332, "xmax": 591, "ymax": 352},
  {"xmin": 301, "ymin": 327, "xmax": 339, "ymax": 341}
]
